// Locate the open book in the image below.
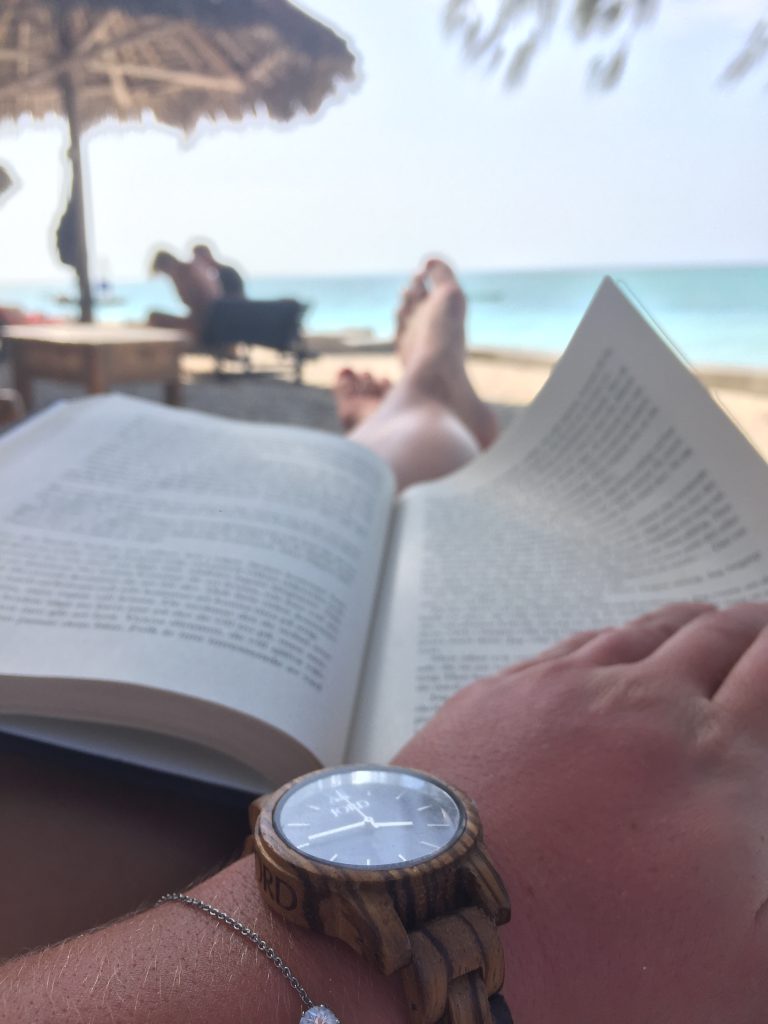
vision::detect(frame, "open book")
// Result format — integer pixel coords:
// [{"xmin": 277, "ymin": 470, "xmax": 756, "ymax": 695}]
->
[{"xmin": 2, "ymin": 278, "xmax": 768, "ymax": 792}]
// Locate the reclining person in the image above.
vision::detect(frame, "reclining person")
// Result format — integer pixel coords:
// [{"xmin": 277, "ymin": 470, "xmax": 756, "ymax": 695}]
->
[
  {"xmin": 149, "ymin": 248, "xmax": 304, "ymax": 365},
  {"xmin": 192, "ymin": 243, "xmax": 246, "ymax": 300},
  {"xmin": 148, "ymin": 249, "xmax": 222, "ymax": 340}
]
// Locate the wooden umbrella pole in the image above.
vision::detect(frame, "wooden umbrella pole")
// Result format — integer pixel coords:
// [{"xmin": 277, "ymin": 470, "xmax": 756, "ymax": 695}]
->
[{"xmin": 57, "ymin": 10, "xmax": 93, "ymax": 323}]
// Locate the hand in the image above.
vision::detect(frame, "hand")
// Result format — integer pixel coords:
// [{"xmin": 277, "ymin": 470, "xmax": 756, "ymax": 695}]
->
[{"xmin": 395, "ymin": 602, "xmax": 768, "ymax": 1024}]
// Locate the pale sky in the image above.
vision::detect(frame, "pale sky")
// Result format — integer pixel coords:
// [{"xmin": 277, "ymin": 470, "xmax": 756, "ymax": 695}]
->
[{"xmin": 0, "ymin": 0, "xmax": 766, "ymax": 282}]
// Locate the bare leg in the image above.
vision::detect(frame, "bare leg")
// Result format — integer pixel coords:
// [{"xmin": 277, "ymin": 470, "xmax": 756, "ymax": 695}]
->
[{"xmin": 339, "ymin": 259, "xmax": 497, "ymax": 491}]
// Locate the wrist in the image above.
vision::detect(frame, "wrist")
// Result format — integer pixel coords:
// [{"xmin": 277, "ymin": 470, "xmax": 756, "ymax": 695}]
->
[
  {"xmin": 250, "ymin": 765, "xmax": 520, "ymax": 1024},
  {"xmin": 0, "ymin": 855, "xmax": 409, "ymax": 1024},
  {"xmin": 189, "ymin": 855, "xmax": 409, "ymax": 1024}
]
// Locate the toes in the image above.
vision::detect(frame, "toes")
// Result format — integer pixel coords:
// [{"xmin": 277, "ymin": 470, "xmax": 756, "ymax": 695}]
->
[
  {"xmin": 396, "ymin": 274, "xmax": 429, "ymax": 333},
  {"xmin": 399, "ymin": 276, "xmax": 426, "ymax": 310},
  {"xmin": 362, "ymin": 375, "xmax": 391, "ymax": 397},
  {"xmin": 395, "ymin": 293, "xmax": 412, "ymax": 336},
  {"xmin": 423, "ymin": 257, "xmax": 466, "ymax": 316},
  {"xmin": 335, "ymin": 368, "xmax": 360, "ymax": 394},
  {"xmin": 424, "ymin": 257, "xmax": 458, "ymax": 288},
  {"xmin": 406, "ymin": 274, "xmax": 428, "ymax": 303},
  {"xmin": 336, "ymin": 368, "xmax": 390, "ymax": 400},
  {"xmin": 360, "ymin": 373, "xmax": 378, "ymax": 396}
]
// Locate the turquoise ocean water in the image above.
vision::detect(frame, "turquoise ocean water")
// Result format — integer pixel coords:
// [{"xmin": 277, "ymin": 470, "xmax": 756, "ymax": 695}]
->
[{"xmin": 1, "ymin": 265, "xmax": 766, "ymax": 369}]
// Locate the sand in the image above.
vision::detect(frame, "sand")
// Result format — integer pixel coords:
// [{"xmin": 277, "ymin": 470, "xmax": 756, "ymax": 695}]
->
[
  {"xmin": 193, "ymin": 343, "xmax": 768, "ymax": 463},
  {"xmin": 2, "ymin": 342, "xmax": 768, "ymax": 463}
]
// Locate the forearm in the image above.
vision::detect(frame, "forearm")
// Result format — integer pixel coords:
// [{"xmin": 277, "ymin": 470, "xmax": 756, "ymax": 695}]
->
[{"xmin": 0, "ymin": 854, "xmax": 408, "ymax": 1024}]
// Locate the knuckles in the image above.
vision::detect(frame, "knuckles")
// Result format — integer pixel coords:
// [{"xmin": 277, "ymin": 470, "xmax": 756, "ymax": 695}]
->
[{"xmin": 432, "ymin": 651, "xmax": 753, "ymax": 785}]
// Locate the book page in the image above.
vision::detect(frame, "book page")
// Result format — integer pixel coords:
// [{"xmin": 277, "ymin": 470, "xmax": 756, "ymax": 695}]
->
[
  {"xmin": 0, "ymin": 394, "xmax": 395, "ymax": 786},
  {"xmin": 349, "ymin": 279, "xmax": 768, "ymax": 762}
]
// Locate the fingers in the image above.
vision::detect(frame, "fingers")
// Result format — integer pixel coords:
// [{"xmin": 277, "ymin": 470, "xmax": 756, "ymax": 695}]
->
[
  {"xmin": 569, "ymin": 603, "xmax": 715, "ymax": 666},
  {"xmin": 503, "ymin": 628, "xmax": 608, "ymax": 675},
  {"xmin": 643, "ymin": 603, "xmax": 768, "ymax": 698},
  {"xmin": 502, "ymin": 603, "xmax": 712, "ymax": 676},
  {"xmin": 491, "ymin": 603, "xmax": 768, "ymax": 741},
  {"xmin": 715, "ymin": 618, "xmax": 768, "ymax": 727}
]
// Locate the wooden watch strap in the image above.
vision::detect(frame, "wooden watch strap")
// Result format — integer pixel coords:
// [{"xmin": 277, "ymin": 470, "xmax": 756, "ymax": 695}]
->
[
  {"xmin": 439, "ymin": 974, "xmax": 514, "ymax": 1023},
  {"xmin": 440, "ymin": 971, "xmax": 515, "ymax": 1023},
  {"xmin": 400, "ymin": 906, "xmax": 508, "ymax": 1024}
]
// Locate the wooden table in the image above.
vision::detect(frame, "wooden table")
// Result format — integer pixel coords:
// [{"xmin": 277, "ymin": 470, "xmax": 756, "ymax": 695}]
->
[{"xmin": 1, "ymin": 323, "xmax": 192, "ymax": 410}]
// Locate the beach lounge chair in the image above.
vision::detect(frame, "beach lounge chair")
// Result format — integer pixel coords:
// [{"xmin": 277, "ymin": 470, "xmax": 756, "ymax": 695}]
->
[{"xmin": 200, "ymin": 298, "xmax": 311, "ymax": 383}]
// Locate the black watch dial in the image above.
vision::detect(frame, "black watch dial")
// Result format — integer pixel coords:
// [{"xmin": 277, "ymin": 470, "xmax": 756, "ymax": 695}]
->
[{"xmin": 274, "ymin": 766, "xmax": 465, "ymax": 869}]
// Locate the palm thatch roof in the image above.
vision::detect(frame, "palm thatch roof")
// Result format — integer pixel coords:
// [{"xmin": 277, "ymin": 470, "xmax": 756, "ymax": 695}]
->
[
  {"xmin": 0, "ymin": 0, "xmax": 356, "ymax": 321},
  {"xmin": 0, "ymin": 0, "xmax": 356, "ymax": 130}
]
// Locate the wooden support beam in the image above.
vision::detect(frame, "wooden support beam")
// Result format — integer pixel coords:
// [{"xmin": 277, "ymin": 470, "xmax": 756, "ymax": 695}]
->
[
  {"xmin": 75, "ymin": 11, "xmax": 119, "ymax": 56},
  {"xmin": 77, "ymin": 17, "xmax": 172, "ymax": 61},
  {"xmin": 82, "ymin": 60, "xmax": 245, "ymax": 93},
  {"xmin": 109, "ymin": 67, "xmax": 134, "ymax": 111},
  {"xmin": 179, "ymin": 25, "xmax": 251, "ymax": 90},
  {"xmin": 82, "ymin": 11, "xmax": 135, "ymax": 110},
  {"xmin": 0, "ymin": 20, "xmax": 173, "ymax": 101}
]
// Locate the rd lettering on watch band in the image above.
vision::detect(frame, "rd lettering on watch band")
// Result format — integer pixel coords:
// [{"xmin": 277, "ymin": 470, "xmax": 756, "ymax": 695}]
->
[{"xmin": 251, "ymin": 765, "xmax": 512, "ymax": 1024}]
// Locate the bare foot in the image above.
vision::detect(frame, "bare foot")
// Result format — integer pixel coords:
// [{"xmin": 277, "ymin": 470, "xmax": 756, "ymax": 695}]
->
[
  {"xmin": 334, "ymin": 368, "xmax": 391, "ymax": 431},
  {"xmin": 396, "ymin": 259, "xmax": 497, "ymax": 448}
]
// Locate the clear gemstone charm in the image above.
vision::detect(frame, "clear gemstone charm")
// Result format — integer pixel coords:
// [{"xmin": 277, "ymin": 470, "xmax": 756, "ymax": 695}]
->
[{"xmin": 299, "ymin": 1006, "xmax": 340, "ymax": 1024}]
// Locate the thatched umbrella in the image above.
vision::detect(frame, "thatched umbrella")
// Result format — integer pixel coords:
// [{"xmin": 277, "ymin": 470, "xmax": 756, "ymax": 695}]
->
[{"xmin": 0, "ymin": 0, "xmax": 355, "ymax": 320}]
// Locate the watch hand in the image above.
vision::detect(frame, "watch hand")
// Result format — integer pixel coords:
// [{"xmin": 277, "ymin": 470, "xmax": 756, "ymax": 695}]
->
[
  {"xmin": 307, "ymin": 820, "xmax": 368, "ymax": 841},
  {"xmin": 370, "ymin": 820, "xmax": 414, "ymax": 829},
  {"xmin": 335, "ymin": 790, "xmax": 374, "ymax": 826}
]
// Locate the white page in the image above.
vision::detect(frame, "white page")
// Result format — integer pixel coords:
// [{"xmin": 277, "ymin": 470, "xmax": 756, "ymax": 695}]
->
[
  {"xmin": 350, "ymin": 278, "xmax": 768, "ymax": 762},
  {"xmin": 0, "ymin": 394, "xmax": 394, "ymax": 785},
  {"xmin": 1, "ymin": 714, "xmax": 273, "ymax": 792}
]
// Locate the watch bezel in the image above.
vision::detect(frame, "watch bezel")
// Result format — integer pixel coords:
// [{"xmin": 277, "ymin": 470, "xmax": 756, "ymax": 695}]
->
[{"xmin": 257, "ymin": 763, "xmax": 482, "ymax": 883}]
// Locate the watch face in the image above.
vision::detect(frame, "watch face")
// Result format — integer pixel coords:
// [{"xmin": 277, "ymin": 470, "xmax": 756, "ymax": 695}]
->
[{"xmin": 274, "ymin": 766, "xmax": 465, "ymax": 869}]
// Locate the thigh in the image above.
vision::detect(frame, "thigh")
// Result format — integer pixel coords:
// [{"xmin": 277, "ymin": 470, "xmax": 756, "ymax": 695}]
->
[{"xmin": 0, "ymin": 734, "xmax": 250, "ymax": 960}]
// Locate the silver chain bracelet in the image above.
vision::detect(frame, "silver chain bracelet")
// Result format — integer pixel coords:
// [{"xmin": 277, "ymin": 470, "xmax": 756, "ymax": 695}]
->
[{"xmin": 156, "ymin": 892, "xmax": 341, "ymax": 1024}]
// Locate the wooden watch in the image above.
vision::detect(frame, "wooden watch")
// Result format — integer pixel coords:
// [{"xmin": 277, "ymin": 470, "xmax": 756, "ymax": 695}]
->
[{"xmin": 249, "ymin": 764, "xmax": 513, "ymax": 1024}]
